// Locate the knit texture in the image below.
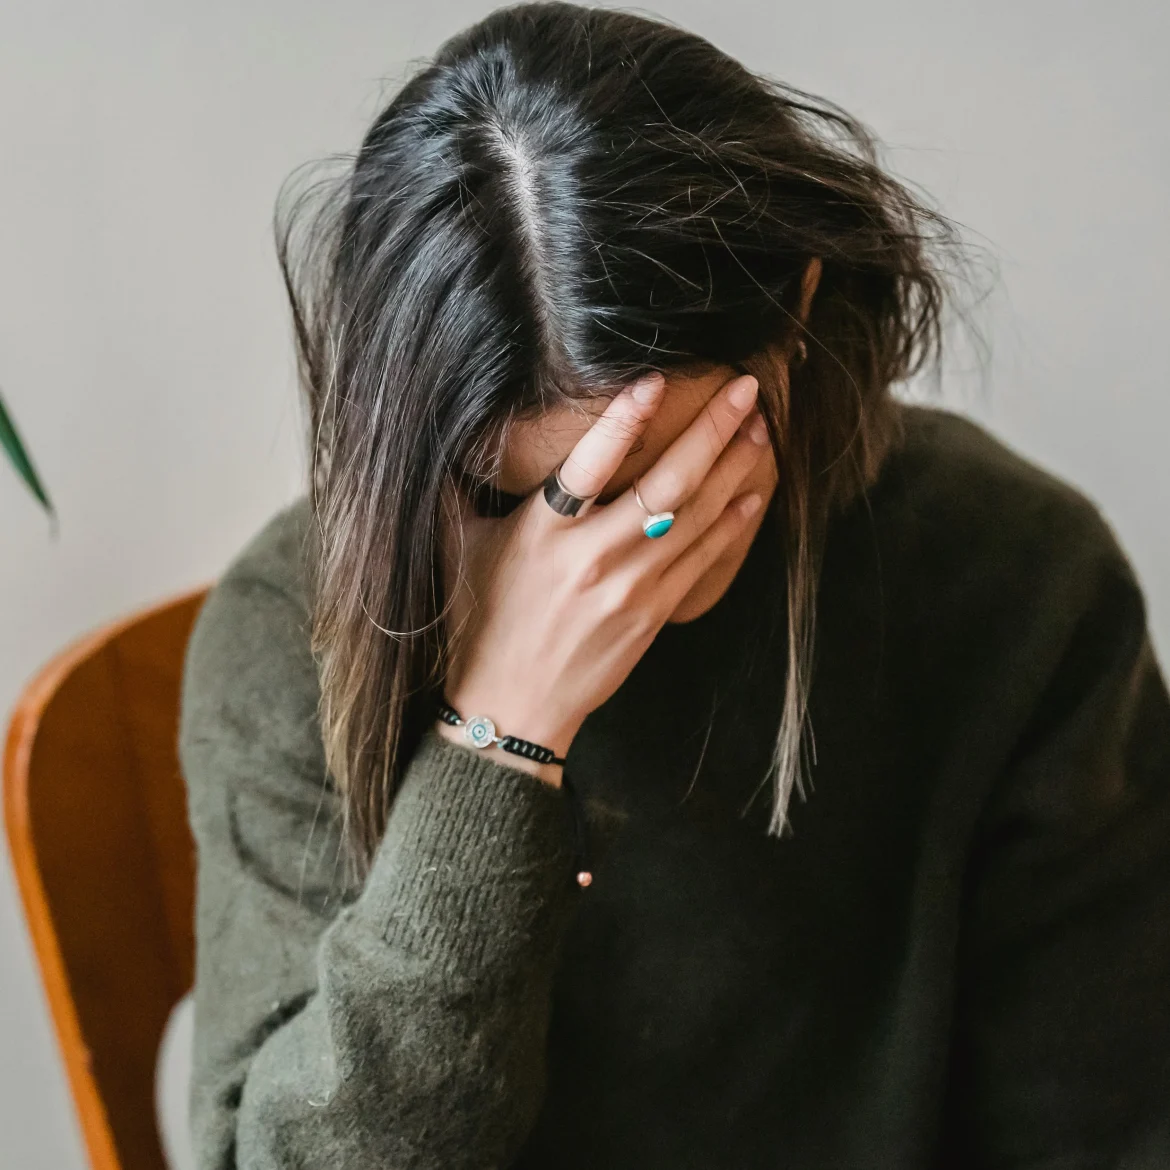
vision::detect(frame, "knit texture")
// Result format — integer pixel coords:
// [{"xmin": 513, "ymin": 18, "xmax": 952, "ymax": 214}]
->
[{"xmin": 179, "ymin": 403, "xmax": 1170, "ymax": 1169}]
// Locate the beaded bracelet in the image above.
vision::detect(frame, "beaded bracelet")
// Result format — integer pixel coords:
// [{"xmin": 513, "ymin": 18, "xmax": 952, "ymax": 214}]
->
[
  {"xmin": 437, "ymin": 702, "xmax": 567, "ymax": 765},
  {"xmin": 437, "ymin": 701, "xmax": 592, "ymax": 888}
]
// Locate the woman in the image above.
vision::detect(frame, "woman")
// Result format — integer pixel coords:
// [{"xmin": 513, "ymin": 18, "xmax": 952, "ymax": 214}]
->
[{"xmin": 179, "ymin": 4, "xmax": 1170, "ymax": 1167}]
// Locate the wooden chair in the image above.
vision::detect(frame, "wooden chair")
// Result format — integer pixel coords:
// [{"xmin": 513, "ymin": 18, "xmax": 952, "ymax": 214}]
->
[{"xmin": 4, "ymin": 587, "xmax": 211, "ymax": 1170}]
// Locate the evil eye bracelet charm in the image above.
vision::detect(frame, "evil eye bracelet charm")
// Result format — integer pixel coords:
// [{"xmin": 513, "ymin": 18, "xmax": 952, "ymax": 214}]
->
[{"xmin": 463, "ymin": 715, "xmax": 497, "ymax": 749}]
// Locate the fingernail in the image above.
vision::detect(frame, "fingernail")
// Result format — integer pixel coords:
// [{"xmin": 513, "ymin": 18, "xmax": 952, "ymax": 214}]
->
[
  {"xmin": 748, "ymin": 414, "xmax": 769, "ymax": 445},
  {"xmin": 729, "ymin": 376, "xmax": 758, "ymax": 409},
  {"xmin": 739, "ymin": 493, "xmax": 763, "ymax": 517},
  {"xmin": 631, "ymin": 372, "xmax": 665, "ymax": 404}
]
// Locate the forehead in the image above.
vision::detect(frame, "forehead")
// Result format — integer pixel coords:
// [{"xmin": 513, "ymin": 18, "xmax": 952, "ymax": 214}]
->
[{"xmin": 494, "ymin": 363, "xmax": 737, "ymax": 495}]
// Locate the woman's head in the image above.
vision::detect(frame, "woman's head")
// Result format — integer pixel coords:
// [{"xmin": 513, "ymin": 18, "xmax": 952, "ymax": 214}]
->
[
  {"xmin": 484, "ymin": 258, "xmax": 822, "ymax": 624},
  {"xmin": 277, "ymin": 1, "xmax": 966, "ymax": 868}
]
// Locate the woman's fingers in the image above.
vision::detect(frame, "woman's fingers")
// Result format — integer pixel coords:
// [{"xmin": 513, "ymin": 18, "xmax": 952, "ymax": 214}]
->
[
  {"xmin": 622, "ymin": 373, "xmax": 759, "ymax": 521},
  {"xmin": 551, "ymin": 371, "xmax": 666, "ymax": 505},
  {"xmin": 660, "ymin": 410, "xmax": 772, "ymax": 547},
  {"xmin": 658, "ymin": 491, "xmax": 764, "ymax": 607},
  {"xmin": 611, "ymin": 403, "xmax": 770, "ymax": 567}
]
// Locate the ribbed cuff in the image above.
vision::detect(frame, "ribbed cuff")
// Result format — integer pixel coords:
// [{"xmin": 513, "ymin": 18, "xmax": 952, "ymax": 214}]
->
[{"xmin": 358, "ymin": 730, "xmax": 581, "ymax": 979}]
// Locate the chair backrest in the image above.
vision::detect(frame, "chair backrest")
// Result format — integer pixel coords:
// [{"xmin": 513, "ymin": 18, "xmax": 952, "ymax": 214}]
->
[{"xmin": 4, "ymin": 587, "xmax": 210, "ymax": 1170}]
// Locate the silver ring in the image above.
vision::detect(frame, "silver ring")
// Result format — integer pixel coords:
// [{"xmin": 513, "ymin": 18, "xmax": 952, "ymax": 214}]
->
[
  {"xmin": 633, "ymin": 479, "xmax": 675, "ymax": 539},
  {"xmin": 542, "ymin": 465, "xmax": 596, "ymax": 518}
]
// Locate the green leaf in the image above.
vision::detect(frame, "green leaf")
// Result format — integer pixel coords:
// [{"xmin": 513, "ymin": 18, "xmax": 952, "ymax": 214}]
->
[{"xmin": 0, "ymin": 388, "xmax": 53, "ymax": 514}]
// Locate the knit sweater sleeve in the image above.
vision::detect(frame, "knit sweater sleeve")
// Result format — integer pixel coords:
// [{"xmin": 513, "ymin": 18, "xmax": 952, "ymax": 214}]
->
[
  {"xmin": 179, "ymin": 521, "xmax": 583, "ymax": 1169},
  {"xmin": 941, "ymin": 503, "xmax": 1170, "ymax": 1166}
]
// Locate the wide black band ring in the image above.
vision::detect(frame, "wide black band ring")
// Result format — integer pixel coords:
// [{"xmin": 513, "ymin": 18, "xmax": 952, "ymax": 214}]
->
[{"xmin": 542, "ymin": 466, "xmax": 596, "ymax": 518}]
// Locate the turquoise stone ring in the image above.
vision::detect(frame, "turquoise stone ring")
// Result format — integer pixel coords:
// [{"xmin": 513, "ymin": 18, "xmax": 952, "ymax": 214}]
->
[
  {"xmin": 633, "ymin": 479, "xmax": 675, "ymax": 539},
  {"xmin": 642, "ymin": 512, "xmax": 675, "ymax": 539}
]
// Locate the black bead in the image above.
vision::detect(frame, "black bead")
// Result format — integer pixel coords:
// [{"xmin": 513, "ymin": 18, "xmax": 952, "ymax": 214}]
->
[{"xmin": 500, "ymin": 735, "xmax": 560, "ymax": 766}]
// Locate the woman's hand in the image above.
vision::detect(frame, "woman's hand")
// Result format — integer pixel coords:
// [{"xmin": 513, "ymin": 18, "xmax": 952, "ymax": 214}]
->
[{"xmin": 438, "ymin": 370, "xmax": 770, "ymax": 785}]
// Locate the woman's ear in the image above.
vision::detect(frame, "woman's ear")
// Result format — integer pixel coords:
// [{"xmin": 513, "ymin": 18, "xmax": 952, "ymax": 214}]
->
[{"xmin": 798, "ymin": 257, "xmax": 823, "ymax": 324}]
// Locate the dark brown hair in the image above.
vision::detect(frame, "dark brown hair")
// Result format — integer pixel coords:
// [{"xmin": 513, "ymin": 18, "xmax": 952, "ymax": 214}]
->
[{"xmin": 275, "ymin": 1, "xmax": 972, "ymax": 872}]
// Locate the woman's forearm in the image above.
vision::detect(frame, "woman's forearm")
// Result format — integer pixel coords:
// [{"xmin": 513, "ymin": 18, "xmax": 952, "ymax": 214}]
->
[{"xmin": 225, "ymin": 733, "xmax": 582, "ymax": 1169}]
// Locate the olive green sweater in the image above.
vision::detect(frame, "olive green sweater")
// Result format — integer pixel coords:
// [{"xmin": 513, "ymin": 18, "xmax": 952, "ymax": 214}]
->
[{"xmin": 179, "ymin": 404, "xmax": 1170, "ymax": 1169}]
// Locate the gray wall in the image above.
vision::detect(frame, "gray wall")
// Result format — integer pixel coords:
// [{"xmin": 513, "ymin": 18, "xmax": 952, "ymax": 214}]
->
[{"xmin": 1, "ymin": 1, "xmax": 1166, "ymax": 1165}]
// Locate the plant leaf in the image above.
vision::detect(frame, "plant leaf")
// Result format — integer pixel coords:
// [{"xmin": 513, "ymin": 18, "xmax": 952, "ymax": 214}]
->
[{"xmin": 0, "ymin": 389, "xmax": 53, "ymax": 514}]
